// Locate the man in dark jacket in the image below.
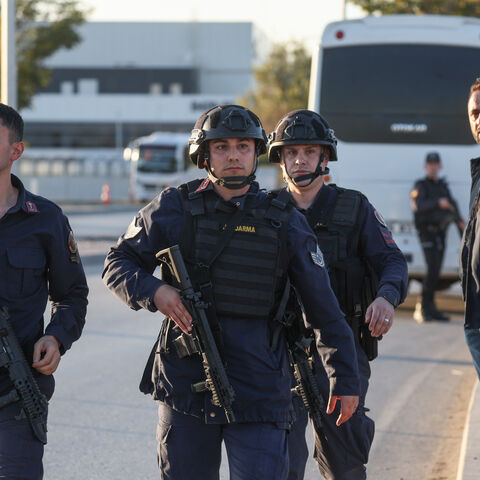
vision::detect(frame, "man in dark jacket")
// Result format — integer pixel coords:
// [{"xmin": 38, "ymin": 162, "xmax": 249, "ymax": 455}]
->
[
  {"xmin": 411, "ymin": 153, "xmax": 465, "ymax": 323},
  {"xmin": 461, "ymin": 78, "xmax": 480, "ymax": 379}
]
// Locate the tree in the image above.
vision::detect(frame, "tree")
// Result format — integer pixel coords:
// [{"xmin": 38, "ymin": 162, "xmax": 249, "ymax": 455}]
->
[
  {"xmin": 350, "ymin": 0, "xmax": 480, "ymax": 16},
  {"xmin": 239, "ymin": 41, "xmax": 311, "ymax": 133},
  {"xmin": 0, "ymin": 0, "xmax": 89, "ymax": 108}
]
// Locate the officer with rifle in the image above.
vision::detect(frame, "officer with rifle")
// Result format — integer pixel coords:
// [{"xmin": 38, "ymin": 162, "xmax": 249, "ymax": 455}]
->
[
  {"xmin": 411, "ymin": 152, "xmax": 465, "ymax": 323},
  {"xmin": 0, "ymin": 103, "xmax": 88, "ymax": 479},
  {"xmin": 103, "ymin": 104, "xmax": 360, "ymax": 480},
  {"xmin": 268, "ymin": 109, "xmax": 408, "ymax": 480}
]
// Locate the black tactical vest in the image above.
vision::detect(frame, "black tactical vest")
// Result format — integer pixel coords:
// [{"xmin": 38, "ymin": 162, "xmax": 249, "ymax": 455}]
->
[
  {"xmin": 306, "ymin": 186, "xmax": 369, "ymax": 317},
  {"xmin": 413, "ymin": 178, "xmax": 455, "ymax": 231},
  {"xmin": 178, "ymin": 180, "xmax": 293, "ymax": 320}
]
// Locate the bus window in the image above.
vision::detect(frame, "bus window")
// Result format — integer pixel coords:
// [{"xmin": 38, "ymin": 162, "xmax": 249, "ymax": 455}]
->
[
  {"xmin": 320, "ymin": 44, "xmax": 480, "ymax": 144},
  {"xmin": 137, "ymin": 146, "xmax": 176, "ymax": 173}
]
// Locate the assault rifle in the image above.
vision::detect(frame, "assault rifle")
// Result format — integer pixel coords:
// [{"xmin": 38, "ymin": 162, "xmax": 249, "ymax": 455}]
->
[
  {"xmin": 0, "ymin": 306, "xmax": 48, "ymax": 444},
  {"xmin": 282, "ymin": 290, "xmax": 324, "ymax": 432},
  {"xmin": 156, "ymin": 245, "xmax": 236, "ymax": 423},
  {"xmin": 289, "ymin": 332, "xmax": 324, "ymax": 432}
]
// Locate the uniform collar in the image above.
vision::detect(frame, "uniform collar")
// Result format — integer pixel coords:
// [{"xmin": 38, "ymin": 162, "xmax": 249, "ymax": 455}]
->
[
  {"xmin": 194, "ymin": 177, "xmax": 260, "ymax": 210},
  {"xmin": 424, "ymin": 176, "xmax": 442, "ymax": 184},
  {"xmin": 298, "ymin": 183, "xmax": 332, "ymax": 214},
  {"xmin": 471, "ymin": 157, "xmax": 480, "ymax": 178},
  {"xmin": 10, "ymin": 174, "xmax": 39, "ymax": 214}
]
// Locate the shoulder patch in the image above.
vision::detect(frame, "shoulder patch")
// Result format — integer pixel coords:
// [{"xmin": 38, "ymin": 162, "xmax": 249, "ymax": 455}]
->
[
  {"xmin": 310, "ymin": 245, "xmax": 325, "ymax": 268},
  {"xmin": 124, "ymin": 217, "xmax": 143, "ymax": 240},
  {"xmin": 26, "ymin": 201, "xmax": 38, "ymax": 213},
  {"xmin": 68, "ymin": 231, "xmax": 78, "ymax": 254},
  {"xmin": 374, "ymin": 209, "xmax": 387, "ymax": 227},
  {"xmin": 68, "ymin": 231, "xmax": 80, "ymax": 263},
  {"xmin": 196, "ymin": 178, "xmax": 210, "ymax": 192},
  {"xmin": 379, "ymin": 226, "xmax": 397, "ymax": 248}
]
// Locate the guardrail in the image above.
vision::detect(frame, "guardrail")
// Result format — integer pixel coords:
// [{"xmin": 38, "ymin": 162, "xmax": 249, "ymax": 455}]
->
[{"xmin": 12, "ymin": 148, "xmax": 130, "ymax": 203}]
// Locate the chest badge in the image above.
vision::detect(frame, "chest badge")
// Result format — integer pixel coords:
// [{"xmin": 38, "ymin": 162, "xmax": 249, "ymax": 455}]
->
[
  {"xmin": 310, "ymin": 245, "xmax": 325, "ymax": 268},
  {"xmin": 234, "ymin": 225, "xmax": 256, "ymax": 233}
]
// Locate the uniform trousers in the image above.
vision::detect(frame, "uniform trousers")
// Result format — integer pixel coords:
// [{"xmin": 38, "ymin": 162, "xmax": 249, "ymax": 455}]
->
[
  {"xmin": 287, "ymin": 346, "xmax": 374, "ymax": 480},
  {"xmin": 0, "ymin": 375, "xmax": 53, "ymax": 480},
  {"xmin": 419, "ymin": 229, "xmax": 446, "ymax": 309},
  {"xmin": 156, "ymin": 402, "xmax": 289, "ymax": 480}
]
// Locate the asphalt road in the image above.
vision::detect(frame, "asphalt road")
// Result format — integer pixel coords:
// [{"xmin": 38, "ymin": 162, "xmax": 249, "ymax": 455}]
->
[{"xmin": 42, "ymin": 262, "xmax": 476, "ymax": 480}]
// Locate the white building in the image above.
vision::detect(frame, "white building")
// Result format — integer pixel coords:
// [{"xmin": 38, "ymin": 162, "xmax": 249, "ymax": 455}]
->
[{"xmin": 21, "ymin": 22, "xmax": 256, "ymax": 148}]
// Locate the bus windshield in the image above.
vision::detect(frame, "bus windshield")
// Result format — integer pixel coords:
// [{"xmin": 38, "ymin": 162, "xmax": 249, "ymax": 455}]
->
[
  {"xmin": 137, "ymin": 146, "xmax": 177, "ymax": 173},
  {"xmin": 320, "ymin": 44, "xmax": 480, "ymax": 144}
]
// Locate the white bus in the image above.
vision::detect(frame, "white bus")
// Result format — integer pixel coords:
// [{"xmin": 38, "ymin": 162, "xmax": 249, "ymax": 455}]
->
[
  {"xmin": 123, "ymin": 132, "xmax": 197, "ymax": 202},
  {"xmin": 309, "ymin": 14, "xmax": 480, "ymax": 286}
]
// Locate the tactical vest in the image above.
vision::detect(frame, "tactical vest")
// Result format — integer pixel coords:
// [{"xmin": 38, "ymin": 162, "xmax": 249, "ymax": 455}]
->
[
  {"xmin": 414, "ymin": 178, "xmax": 455, "ymax": 231},
  {"xmin": 306, "ymin": 186, "xmax": 370, "ymax": 317},
  {"xmin": 178, "ymin": 180, "xmax": 293, "ymax": 320}
]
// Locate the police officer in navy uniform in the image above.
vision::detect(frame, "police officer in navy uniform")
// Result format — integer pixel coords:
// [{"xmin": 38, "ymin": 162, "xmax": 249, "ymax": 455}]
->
[
  {"xmin": 0, "ymin": 103, "xmax": 88, "ymax": 479},
  {"xmin": 268, "ymin": 109, "xmax": 408, "ymax": 480},
  {"xmin": 102, "ymin": 105, "xmax": 360, "ymax": 480},
  {"xmin": 411, "ymin": 152, "xmax": 465, "ymax": 323}
]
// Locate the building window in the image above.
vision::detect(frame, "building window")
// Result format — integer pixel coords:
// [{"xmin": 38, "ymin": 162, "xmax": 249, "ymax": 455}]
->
[
  {"xmin": 169, "ymin": 83, "xmax": 182, "ymax": 94},
  {"xmin": 60, "ymin": 81, "xmax": 74, "ymax": 94},
  {"xmin": 150, "ymin": 83, "xmax": 163, "ymax": 95},
  {"xmin": 78, "ymin": 78, "xmax": 99, "ymax": 95}
]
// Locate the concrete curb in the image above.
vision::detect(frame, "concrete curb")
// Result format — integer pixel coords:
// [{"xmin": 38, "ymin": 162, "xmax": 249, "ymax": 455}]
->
[{"xmin": 457, "ymin": 379, "xmax": 479, "ymax": 480}]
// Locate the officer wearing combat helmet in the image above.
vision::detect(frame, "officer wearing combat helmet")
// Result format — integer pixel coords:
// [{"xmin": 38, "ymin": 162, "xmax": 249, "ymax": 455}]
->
[
  {"xmin": 103, "ymin": 105, "xmax": 360, "ymax": 480},
  {"xmin": 268, "ymin": 109, "xmax": 408, "ymax": 480},
  {"xmin": 411, "ymin": 152, "xmax": 465, "ymax": 323}
]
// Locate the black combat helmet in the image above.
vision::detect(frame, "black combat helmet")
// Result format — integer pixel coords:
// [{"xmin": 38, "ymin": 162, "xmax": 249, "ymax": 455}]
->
[
  {"xmin": 188, "ymin": 104, "xmax": 267, "ymax": 190},
  {"xmin": 267, "ymin": 109, "xmax": 338, "ymax": 163},
  {"xmin": 189, "ymin": 104, "xmax": 267, "ymax": 167}
]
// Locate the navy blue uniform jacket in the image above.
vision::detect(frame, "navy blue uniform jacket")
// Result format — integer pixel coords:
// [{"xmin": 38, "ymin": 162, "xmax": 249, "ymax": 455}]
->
[
  {"xmin": 103, "ymin": 180, "xmax": 360, "ymax": 424},
  {"xmin": 0, "ymin": 175, "xmax": 88, "ymax": 390},
  {"xmin": 304, "ymin": 184, "xmax": 408, "ymax": 307}
]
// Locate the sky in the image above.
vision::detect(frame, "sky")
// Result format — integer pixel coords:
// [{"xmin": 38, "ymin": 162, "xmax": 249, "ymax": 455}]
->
[{"xmin": 82, "ymin": 0, "xmax": 365, "ymax": 51}]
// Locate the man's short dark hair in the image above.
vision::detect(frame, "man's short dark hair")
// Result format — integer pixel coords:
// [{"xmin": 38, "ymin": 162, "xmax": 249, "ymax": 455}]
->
[
  {"xmin": 0, "ymin": 103, "xmax": 23, "ymax": 143},
  {"xmin": 425, "ymin": 152, "xmax": 441, "ymax": 164},
  {"xmin": 470, "ymin": 78, "xmax": 480, "ymax": 99}
]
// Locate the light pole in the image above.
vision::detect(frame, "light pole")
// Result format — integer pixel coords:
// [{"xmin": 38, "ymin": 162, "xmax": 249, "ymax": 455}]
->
[
  {"xmin": 343, "ymin": 0, "xmax": 348, "ymax": 19},
  {"xmin": 1, "ymin": 0, "xmax": 17, "ymax": 108}
]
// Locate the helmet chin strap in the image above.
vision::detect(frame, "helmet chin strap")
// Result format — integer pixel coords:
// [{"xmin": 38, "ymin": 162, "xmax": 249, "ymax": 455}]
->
[
  {"xmin": 287, "ymin": 152, "xmax": 329, "ymax": 187},
  {"xmin": 205, "ymin": 152, "xmax": 258, "ymax": 190}
]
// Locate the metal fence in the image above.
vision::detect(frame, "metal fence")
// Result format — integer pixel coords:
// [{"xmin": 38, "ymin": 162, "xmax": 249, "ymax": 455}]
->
[{"xmin": 12, "ymin": 148, "xmax": 130, "ymax": 203}]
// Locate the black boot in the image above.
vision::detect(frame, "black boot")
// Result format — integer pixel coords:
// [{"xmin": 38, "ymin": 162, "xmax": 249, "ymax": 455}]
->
[{"xmin": 431, "ymin": 307, "xmax": 450, "ymax": 322}]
